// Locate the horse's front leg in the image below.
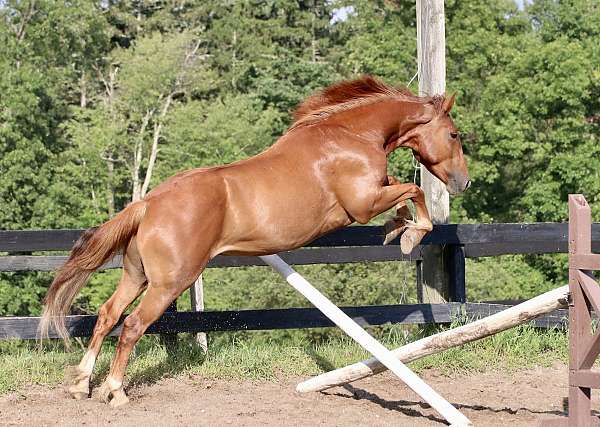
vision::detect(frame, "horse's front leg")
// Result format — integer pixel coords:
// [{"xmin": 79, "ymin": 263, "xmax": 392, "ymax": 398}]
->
[{"xmin": 373, "ymin": 176, "xmax": 433, "ymax": 254}]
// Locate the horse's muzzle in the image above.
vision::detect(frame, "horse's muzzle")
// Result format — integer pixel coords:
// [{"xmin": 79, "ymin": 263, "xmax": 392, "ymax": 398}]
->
[{"xmin": 446, "ymin": 176, "xmax": 471, "ymax": 195}]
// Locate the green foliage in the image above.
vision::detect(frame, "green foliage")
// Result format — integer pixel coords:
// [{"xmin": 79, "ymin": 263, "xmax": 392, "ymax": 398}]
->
[
  {"xmin": 334, "ymin": 0, "xmax": 417, "ymax": 83},
  {"xmin": 0, "ymin": 62, "xmax": 63, "ymax": 229},
  {"xmin": 199, "ymin": 262, "xmax": 416, "ymax": 310},
  {"xmin": 158, "ymin": 94, "xmax": 285, "ymax": 178},
  {"xmin": 465, "ymin": 255, "xmax": 551, "ymax": 301},
  {"xmin": 0, "ymin": 1, "xmax": 597, "ymax": 339},
  {"xmin": 447, "ymin": 0, "xmax": 599, "ymax": 222},
  {"xmin": 0, "ymin": 272, "xmax": 51, "ymax": 316},
  {"xmin": 411, "ymin": 323, "xmax": 568, "ymax": 374}
]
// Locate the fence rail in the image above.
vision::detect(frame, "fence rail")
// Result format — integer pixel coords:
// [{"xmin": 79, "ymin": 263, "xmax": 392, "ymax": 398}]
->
[
  {"xmin": 1, "ymin": 222, "xmax": 598, "ymax": 340},
  {"xmin": 0, "ymin": 303, "xmax": 569, "ymax": 340},
  {"xmin": 2, "ymin": 223, "xmax": 600, "ymax": 254},
  {"xmin": 0, "ymin": 245, "xmax": 419, "ymax": 272}
]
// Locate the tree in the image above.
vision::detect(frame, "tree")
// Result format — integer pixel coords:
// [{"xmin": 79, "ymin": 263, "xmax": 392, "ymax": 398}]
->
[
  {"xmin": 445, "ymin": 0, "xmax": 599, "ymax": 222},
  {"xmin": 0, "ymin": 0, "xmax": 112, "ymax": 229},
  {"xmin": 157, "ymin": 94, "xmax": 284, "ymax": 182},
  {"xmin": 65, "ymin": 31, "xmax": 214, "ymax": 206}
]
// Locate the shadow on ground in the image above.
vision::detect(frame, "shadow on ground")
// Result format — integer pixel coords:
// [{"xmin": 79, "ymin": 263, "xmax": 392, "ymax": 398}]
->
[
  {"xmin": 88, "ymin": 336, "xmax": 208, "ymax": 389},
  {"xmin": 305, "ymin": 346, "xmax": 567, "ymax": 426}
]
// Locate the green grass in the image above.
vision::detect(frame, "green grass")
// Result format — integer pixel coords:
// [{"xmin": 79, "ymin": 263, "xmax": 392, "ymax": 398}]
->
[{"xmin": 0, "ymin": 325, "xmax": 568, "ymax": 395}]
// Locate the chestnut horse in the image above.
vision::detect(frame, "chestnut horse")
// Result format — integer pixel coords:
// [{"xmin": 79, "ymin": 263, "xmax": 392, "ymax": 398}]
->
[{"xmin": 40, "ymin": 76, "xmax": 469, "ymax": 406}]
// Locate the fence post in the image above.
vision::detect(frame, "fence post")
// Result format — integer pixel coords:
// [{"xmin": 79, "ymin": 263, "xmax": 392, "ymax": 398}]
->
[
  {"xmin": 190, "ymin": 275, "xmax": 208, "ymax": 352},
  {"xmin": 540, "ymin": 194, "xmax": 600, "ymax": 427},
  {"xmin": 568, "ymin": 194, "xmax": 593, "ymax": 427},
  {"xmin": 160, "ymin": 300, "xmax": 178, "ymax": 349},
  {"xmin": 447, "ymin": 245, "xmax": 466, "ymax": 303},
  {"xmin": 416, "ymin": 0, "xmax": 451, "ymax": 304}
]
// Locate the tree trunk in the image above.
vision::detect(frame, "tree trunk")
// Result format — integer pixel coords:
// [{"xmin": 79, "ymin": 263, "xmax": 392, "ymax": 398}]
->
[
  {"xmin": 231, "ymin": 30, "xmax": 237, "ymax": 89},
  {"xmin": 14, "ymin": 0, "xmax": 37, "ymax": 69},
  {"xmin": 311, "ymin": 13, "xmax": 317, "ymax": 63},
  {"xmin": 105, "ymin": 157, "xmax": 115, "ymax": 217},
  {"xmin": 15, "ymin": 0, "xmax": 36, "ymax": 43},
  {"xmin": 131, "ymin": 110, "xmax": 152, "ymax": 202},
  {"xmin": 141, "ymin": 95, "xmax": 172, "ymax": 198},
  {"xmin": 80, "ymin": 73, "xmax": 87, "ymax": 109}
]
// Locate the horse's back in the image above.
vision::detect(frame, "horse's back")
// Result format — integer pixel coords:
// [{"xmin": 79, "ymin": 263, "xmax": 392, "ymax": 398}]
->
[{"xmin": 134, "ymin": 128, "xmax": 359, "ymax": 266}]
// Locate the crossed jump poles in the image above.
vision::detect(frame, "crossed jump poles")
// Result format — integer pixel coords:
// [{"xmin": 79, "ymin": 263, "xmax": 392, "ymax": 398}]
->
[
  {"xmin": 263, "ymin": 194, "xmax": 599, "ymax": 426},
  {"xmin": 260, "ymin": 254, "xmax": 472, "ymax": 426}
]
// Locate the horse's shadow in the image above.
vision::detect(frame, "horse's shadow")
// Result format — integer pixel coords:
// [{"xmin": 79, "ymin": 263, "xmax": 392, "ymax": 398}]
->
[
  {"xmin": 90, "ymin": 335, "xmax": 208, "ymax": 390},
  {"xmin": 304, "ymin": 348, "xmax": 568, "ymax": 425}
]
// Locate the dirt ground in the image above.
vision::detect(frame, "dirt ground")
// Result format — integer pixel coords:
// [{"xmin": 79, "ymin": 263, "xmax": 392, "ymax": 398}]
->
[{"xmin": 1, "ymin": 363, "xmax": 598, "ymax": 426}]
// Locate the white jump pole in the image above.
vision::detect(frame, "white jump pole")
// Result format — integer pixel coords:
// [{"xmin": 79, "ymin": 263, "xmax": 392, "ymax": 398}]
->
[
  {"xmin": 259, "ymin": 254, "xmax": 472, "ymax": 427},
  {"xmin": 297, "ymin": 285, "xmax": 569, "ymax": 394}
]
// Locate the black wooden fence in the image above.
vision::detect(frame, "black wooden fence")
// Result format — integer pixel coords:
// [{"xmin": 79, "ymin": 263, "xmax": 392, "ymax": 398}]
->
[{"xmin": 1, "ymin": 223, "xmax": 599, "ymax": 340}]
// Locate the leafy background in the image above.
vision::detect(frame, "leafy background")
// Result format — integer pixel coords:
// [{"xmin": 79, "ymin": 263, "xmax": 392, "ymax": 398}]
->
[{"xmin": 0, "ymin": 0, "xmax": 598, "ymax": 320}]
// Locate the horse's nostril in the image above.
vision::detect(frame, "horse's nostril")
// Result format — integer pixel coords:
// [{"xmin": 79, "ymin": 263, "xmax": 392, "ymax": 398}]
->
[{"xmin": 465, "ymin": 180, "xmax": 472, "ymax": 191}]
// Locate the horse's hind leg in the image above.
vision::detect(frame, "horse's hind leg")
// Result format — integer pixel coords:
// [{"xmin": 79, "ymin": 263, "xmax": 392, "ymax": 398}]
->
[
  {"xmin": 65, "ymin": 243, "xmax": 147, "ymax": 400},
  {"xmin": 96, "ymin": 272, "xmax": 199, "ymax": 407}
]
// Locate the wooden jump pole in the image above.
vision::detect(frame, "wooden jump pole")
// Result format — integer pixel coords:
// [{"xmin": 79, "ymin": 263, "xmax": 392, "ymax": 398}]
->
[
  {"xmin": 259, "ymin": 254, "xmax": 472, "ymax": 427},
  {"xmin": 297, "ymin": 285, "xmax": 569, "ymax": 394}
]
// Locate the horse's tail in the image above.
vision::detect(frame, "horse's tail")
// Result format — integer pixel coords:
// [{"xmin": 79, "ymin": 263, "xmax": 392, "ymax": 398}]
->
[{"xmin": 39, "ymin": 201, "xmax": 147, "ymax": 347}]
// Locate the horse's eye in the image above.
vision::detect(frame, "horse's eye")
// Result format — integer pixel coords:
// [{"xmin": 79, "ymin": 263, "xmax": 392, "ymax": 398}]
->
[{"xmin": 450, "ymin": 131, "xmax": 459, "ymax": 139}]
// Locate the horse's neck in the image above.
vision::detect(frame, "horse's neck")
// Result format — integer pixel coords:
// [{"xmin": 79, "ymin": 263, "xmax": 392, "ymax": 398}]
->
[
  {"xmin": 271, "ymin": 99, "xmax": 426, "ymax": 154},
  {"xmin": 331, "ymin": 98, "xmax": 423, "ymax": 147}
]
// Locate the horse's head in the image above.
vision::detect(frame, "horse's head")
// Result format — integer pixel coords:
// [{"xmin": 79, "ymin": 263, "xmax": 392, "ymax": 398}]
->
[{"xmin": 397, "ymin": 94, "xmax": 470, "ymax": 195}]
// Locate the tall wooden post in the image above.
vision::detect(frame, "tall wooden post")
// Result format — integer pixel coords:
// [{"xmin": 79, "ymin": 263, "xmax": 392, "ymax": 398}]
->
[
  {"xmin": 416, "ymin": 0, "xmax": 450, "ymax": 303},
  {"xmin": 567, "ymin": 195, "xmax": 593, "ymax": 427},
  {"xmin": 539, "ymin": 195, "xmax": 600, "ymax": 427}
]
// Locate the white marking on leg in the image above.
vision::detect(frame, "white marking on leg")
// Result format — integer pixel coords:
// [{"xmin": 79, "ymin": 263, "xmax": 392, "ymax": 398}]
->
[
  {"xmin": 78, "ymin": 350, "xmax": 97, "ymax": 377},
  {"xmin": 106, "ymin": 376, "xmax": 123, "ymax": 391}
]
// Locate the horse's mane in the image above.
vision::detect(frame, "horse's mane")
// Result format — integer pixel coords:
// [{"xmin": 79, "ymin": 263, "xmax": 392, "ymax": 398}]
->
[{"xmin": 290, "ymin": 75, "xmax": 445, "ymax": 131}]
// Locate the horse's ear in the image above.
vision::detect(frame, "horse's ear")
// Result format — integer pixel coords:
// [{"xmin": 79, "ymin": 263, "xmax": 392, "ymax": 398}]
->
[{"xmin": 442, "ymin": 93, "xmax": 456, "ymax": 113}]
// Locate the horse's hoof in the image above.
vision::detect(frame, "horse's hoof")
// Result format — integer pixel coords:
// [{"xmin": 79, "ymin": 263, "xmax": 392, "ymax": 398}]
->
[
  {"xmin": 96, "ymin": 380, "xmax": 129, "ymax": 407},
  {"xmin": 65, "ymin": 365, "xmax": 90, "ymax": 399},
  {"xmin": 96, "ymin": 381, "xmax": 112, "ymax": 403},
  {"xmin": 383, "ymin": 220, "xmax": 403, "ymax": 245},
  {"xmin": 383, "ymin": 231, "xmax": 398, "ymax": 246},
  {"xmin": 400, "ymin": 231, "xmax": 417, "ymax": 254},
  {"xmin": 109, "ymin": 389, "xmax": 129, "ymax": 408},
  {"xmin": 400, "ymin": 227, "xmax": 427, "ymax": 254},
  {"xmin": 64, "ymin": 365, "xmax": 85, "ymax": 385},
  {"xmin": 68, "ymin": 384, "xmax": 90, "ymax": 399}
]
